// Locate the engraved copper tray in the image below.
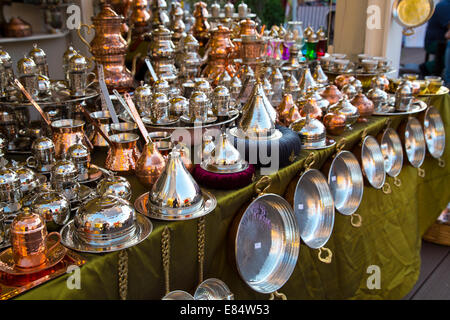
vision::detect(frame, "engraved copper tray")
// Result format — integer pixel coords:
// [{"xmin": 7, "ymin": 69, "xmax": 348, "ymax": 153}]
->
[{"xmin": 0, "ymin": 250, "xmax": 86, "ymax": 300}]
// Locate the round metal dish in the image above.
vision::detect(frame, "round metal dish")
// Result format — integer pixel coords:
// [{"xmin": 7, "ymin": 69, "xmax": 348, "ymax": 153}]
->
[
  {"xmin": 194, "ymin": 278, "xmax": 234, "ymax": 300},
  {"xmin": 422, "ymin": 106, "xmax": 445, "ymax": 159},
  {"xmin": 360, "ymin": 136, "xmax": 386, "ymax": 189},
  {"xmin": 402, "ymin": 117, "xmax": 426, "ymax": 168},
  {"xmin": 200, "ymin": 160, "xmax": 249, "ymax": 174},
  {"xmin": 234, "ymin": 193, "xmax": 299, "ymax": 295},
  {"xmin": 162, "ymin": 291, "xmax": 195, "ymax": 300},
  {"xmin": 392, "ymin": 0, "xmax": 435, "ymax": 29},
  {"xmin": 294, "ymin": 169, "xmax": 335, "ymax": 249},
  {"xmin": 228, "ymin": 127, "xmax": 283, "ymax": 141},
  {"xmin": 180, "ymin": 115, "xmax": 218, "ymax": 125},
  {"xmin": 60, "ymin": 213, "xmax": 153, "ymax": 253},
  {"xmin": 327, "ymin": 151, "xmax": 364, "ymax": 216},
  {"xmin": 373, "ymin": 99, "xmax": 427, "ymax": 116},
  {"xmin": 141, "ymin": 116, "xmax": 180, "ymax": 126},
  {"xmin": 134, "ymin": 191, "xmax": 217, "ymax": 221},
  {"xmin": 0, "ymin": 237, "xmax": 66, "ymax": 275},
  {"xmin": 380, "ymin": 128, "xmax": 403, "ymax": 177},
  {"xmin": 302, "ymin": 137, "xmax": 336, "ymax": 150}
]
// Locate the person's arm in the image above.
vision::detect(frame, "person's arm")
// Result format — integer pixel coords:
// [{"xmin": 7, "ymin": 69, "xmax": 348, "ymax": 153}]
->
[{"xmin": 446, "ymin": 22, "xmax": 450, "ymax": 39}]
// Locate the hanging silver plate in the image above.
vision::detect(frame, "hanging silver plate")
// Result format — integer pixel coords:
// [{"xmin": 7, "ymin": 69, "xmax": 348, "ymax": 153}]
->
[
  {"xmin": 294, "ymin": 169, "xmax": 335, "ymax": 249},
  {"xmin": 233, "ymin": 193, "xmax": 300, "ymax": 295},
  {"xmin": 422, "ymin": 106, "xmax": 445, "ymax": 159}
]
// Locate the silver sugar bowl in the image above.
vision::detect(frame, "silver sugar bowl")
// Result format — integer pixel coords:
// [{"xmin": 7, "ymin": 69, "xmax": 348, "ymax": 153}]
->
[
  {"xmin": 68, "ymin": 143, "xmax": 91, "ymax": 182},
  {"xmin": 212, "ymin": 85, "xmax": 230, "ymax": 117}
]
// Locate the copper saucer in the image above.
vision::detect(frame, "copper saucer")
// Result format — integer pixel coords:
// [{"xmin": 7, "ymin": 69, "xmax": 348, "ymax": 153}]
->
[{"xmin": 0, "ymin": 237, "xmax": 67, "ymax": 275}]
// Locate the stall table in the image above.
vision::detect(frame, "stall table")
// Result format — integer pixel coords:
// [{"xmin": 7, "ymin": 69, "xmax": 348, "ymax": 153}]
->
[{"xmin": 15, "ymin": 94, "xmax": 450, "ymax": 300}]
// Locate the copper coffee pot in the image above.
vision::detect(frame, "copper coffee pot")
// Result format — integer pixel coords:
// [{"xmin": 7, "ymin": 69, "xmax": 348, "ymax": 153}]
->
[
  {"xmin": 351, "ymin": 93, "xmax": 374, "ymax": 123},
  {"xmin": 124, "ymin": 92, "xmax": 166, "ymax": 186},
  {"xmin": 14, "ymin": 79, "xmax": 92, "ymax": 159},
  {"xmin": 202, "ymin": 25, "xmax": 236, "ymax": 86},
  {"xmin": 79, "ymin": 102, "xmax": 140, "ymax": 175},
  {"xmin": 77, "ymin": 3, "xmax": 134, "ymax": 92}
]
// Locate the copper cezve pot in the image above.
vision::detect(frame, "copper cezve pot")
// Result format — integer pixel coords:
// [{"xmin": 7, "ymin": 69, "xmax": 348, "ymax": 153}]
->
[
  {"xmin": 51, "ymin": 119, "xmax": 92, "ymax": 159},
  {"xmin": 105, "ymin": 133, "xmax": 141, "ymax": 175}
]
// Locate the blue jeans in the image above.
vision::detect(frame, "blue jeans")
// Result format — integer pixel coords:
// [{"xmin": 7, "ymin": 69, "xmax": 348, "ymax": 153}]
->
[{"xmin": 445, "ymin": 40, "xmax": 450, "ymax": 86}]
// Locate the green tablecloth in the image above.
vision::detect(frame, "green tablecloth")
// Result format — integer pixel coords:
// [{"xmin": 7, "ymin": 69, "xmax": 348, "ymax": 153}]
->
[{"xmin": 17, "ymin": 94, "xmax": 450, "ymax": 300}]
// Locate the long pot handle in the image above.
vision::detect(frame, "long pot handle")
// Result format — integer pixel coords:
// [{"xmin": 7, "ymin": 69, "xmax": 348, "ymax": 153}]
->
[
  {"xmin": 123, "ymin": 93, "xmax": 150, "ymax": 145},
  {"xmin": 14, "ymin": 79, "xmax": 51, "ymax": 127},
  {"xmin": 78, "ymin": 104, "xmax": 113, "ymax": 147}
]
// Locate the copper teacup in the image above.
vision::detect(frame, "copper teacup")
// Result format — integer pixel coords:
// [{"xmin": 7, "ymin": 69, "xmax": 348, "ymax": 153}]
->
[{"xmin": 10, "ymin": 208, "xmax": 61, "ymax": 269}]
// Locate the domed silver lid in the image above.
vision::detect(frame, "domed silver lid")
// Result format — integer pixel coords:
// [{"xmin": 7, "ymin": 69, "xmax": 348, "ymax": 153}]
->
[
  {"xmin": 17, "ymin": 55, "xmax": 37, "ymax": 75},
  {"xmin": 190, "ymin": 91, "xmax": 210, "ymax": 108},
  {"xmin": 329, "ymin": 97, "xmax": 360, "ymax": 127},
  {"xmin": 68, "ymin": 143, "xmax": 90, "ymax": 160},
  {"xmin": 290, "ymin": 116, "xmax": 326, "ymax": 148},
  {"xmin": 213, "ymin": 85, "xmax": 230, "ymax": 101},
  {"xmin": 0, "ymin": 48, "xmax": 12, "ymax": 67},
  {"xmin": 149, "ymin": 150, "xmax": 204, "ymax": 216},
  {"xmin": 51, "ymin": 159, "xmax": 78, "ymax": 179},
  {"xmin": 235, "ymin": 82, "xmax": 278, "ymax": 139},
  {"xmin": 28, "ymin": 43, "xmax": 47, "ymax": 65},
  {"xmin": 194, "ymin": 78, "xmax": 212, "ymax": 95},
  {"xmin": 68, "ymin": 53, "xmax": 88, "ymax": 71},
  {"xmin": 201, "ymin": 133, "xmax": 248, "ymax": 173},
  {"xmin": 153, "ymin": 79, "xmax": 170, "ymax": 95},
  {"xmin": 8, "ymin": 162, "xmax": 39, "ymax": 194},
  {"xmin": 31, "ymin": 136, "xmax": 54, "ymax": 151},
  {"xmin": 134, "ymin": 81, "xmax": 152, "ymax": 102},
  {"xmin": 169, "ymin": 96, "xmax": 188, "ymax": 115},
  {"xmin": 299, "ymin": 67, "xmax": 317, "ymax": 91},
  {"xmin": 0, "ymin": 168, "xmax": 20, "ymax": 191},
  {"xmin": 396, "ymin": 80, "xmax": 413, "ymax": 96},
  {"xmin": 96, "ymin": 175, "xmax": 132, "ymax": 201},
  {"xmin": 63, "ymin": 45, "xmax": 78, "ymax": 65},
  {"xmin": 74, "ymin": 195, "xmax": 137, "ymax": 247},
  {"xmin": 31, "ymin": 189, "xmax": 71, "ymax": 226}
]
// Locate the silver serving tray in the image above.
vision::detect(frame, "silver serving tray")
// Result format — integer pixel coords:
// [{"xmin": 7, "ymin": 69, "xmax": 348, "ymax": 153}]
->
[
  {"xmin": 60, "ymin": 213, "xmax": 153, "ymax": 253},
  {"xmin": 294, "ymin": 169, "xmax": 335, "ymax": 249},
  {"xmin": 302, "ymin": 137, "xmax": 336, "ymax": 150},
  {"xmin": 373, "ymin": 99, "xmax": 427, "ymax": 116},
  {"xmin": 200, "ymin": 160, "xmax": 249, "ymax": 174},
  {"xmin": 142, "ymin": 116, "xmax": 180, "ymax": 126},
  {"xmin": 134, "ymin": 191, "xmax": 217, "ymax": 221},
  {"xmin": 228, "ymin": 127, "xmax": 283, "ymax": 141},
  {"xmin": 234, "ymin": 193, "xmax": 300, "ymax": 294},
  {"xmin": 180, "ymin": 115, "xmax": 218, "ymax": 125}
]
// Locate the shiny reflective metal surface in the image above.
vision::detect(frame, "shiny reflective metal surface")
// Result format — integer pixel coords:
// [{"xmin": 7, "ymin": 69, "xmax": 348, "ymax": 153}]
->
[
  {"xmin": 360, "ymin": 136, "xmax": 386, "ymax": 189},
  {"xmin": 96, "ymin": 175, "xmax": 132, "ymax": 200},
  {"xmin": 234, "ymin": 193, "xmax": 299, "ymax": 294},
  {"xmin": 402, "ymin": 117, "xmax": 426, "ymax": 168},
  {"xmin": 162, "ymin": 290, "xmax": 195, "ymax": 300},
  {"xmin": 294, "ymin": 169, "xmax": 334, "ymax": 249},
  {"xmin": 144, "ymin": 150, "xmax": 217, "ymax": 220},
  {"xmin": 200, "ymin": 133, "xmax": 248, "ymax": 174},
  {"xmin": 290, "ymin": 116, "xmax": 326, "ymax": 149},
  {"xmin": 380, "ymin": 128, "xmax": 403, "ymax": 177},
  {"xmin": 194, "ymin": 278, "xmax": 234, "ymax": 300},
  {"xmin": 423, "ymin": 106, "xmax": 445, "ymax": 159},
  {"xmin": 60, "ymin": 211, "xmax": 152, "ymax": 253},
  {"xmin": 327, "ymin": 151, "xmax": 364, "ymax": 216},
  {"xmin": 31, "ymin": 190, "xmax": 71, "ymax": 226}
]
